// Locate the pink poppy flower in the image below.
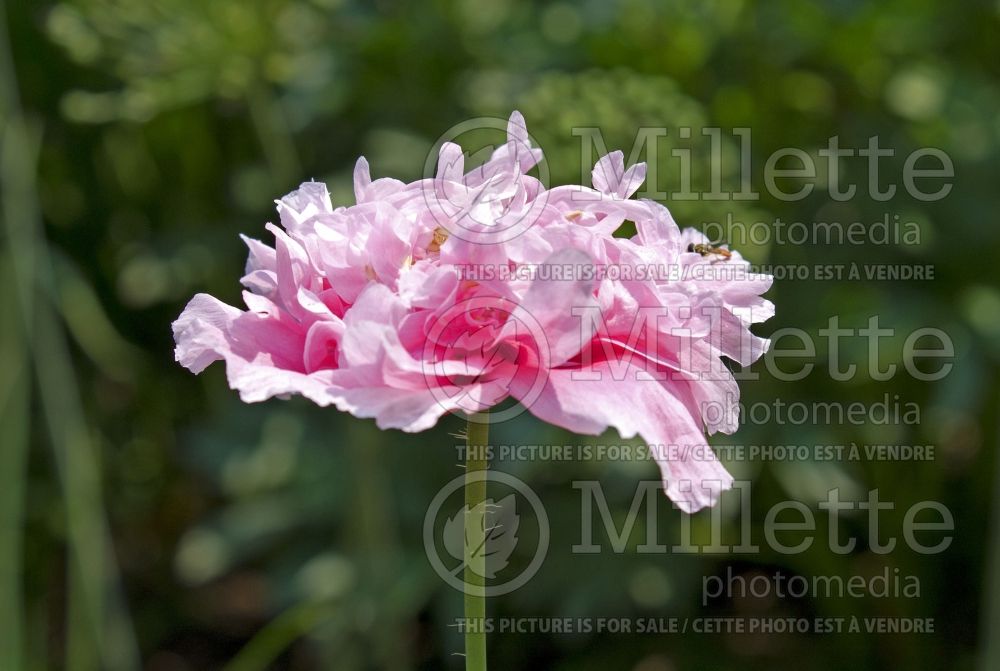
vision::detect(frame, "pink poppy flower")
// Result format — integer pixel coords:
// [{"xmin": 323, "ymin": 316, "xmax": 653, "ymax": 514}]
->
[{"xmin": 173, "ymin": 111, "xmax": 773, "ymax": 512}]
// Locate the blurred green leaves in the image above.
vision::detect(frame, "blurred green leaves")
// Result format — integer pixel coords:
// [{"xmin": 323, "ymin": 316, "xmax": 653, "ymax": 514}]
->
[{"xmin": 47, "ymin": 0, "xmax": 344, "ymax": 122}]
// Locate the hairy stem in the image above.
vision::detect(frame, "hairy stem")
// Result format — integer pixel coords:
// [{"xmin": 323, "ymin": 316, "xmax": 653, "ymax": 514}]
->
[{"xmin": 464, "ymin": 412, "xmax": 489, "ymax": 671}]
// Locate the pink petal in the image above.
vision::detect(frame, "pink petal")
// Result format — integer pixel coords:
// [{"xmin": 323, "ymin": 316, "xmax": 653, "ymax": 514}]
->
[{"xmin": 512, "ymin": 362, "xmax": 734, "ymax": 512}]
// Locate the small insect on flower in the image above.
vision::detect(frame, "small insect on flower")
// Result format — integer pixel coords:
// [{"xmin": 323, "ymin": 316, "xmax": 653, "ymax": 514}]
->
[{"xmin": 687, "ymin": 242, "xmax": 732, "ymax": 260}]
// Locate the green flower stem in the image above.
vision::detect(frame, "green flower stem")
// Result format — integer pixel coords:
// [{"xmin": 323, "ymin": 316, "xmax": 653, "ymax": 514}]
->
[{"xmin": 464, "ymin": 412, "xmax": 489, "ymax": 671}]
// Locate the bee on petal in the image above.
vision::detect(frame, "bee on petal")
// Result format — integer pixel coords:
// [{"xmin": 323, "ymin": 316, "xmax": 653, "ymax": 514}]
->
[{"xmin": 687, "ymin": 242, "xmax": 732, "ymax": 260}]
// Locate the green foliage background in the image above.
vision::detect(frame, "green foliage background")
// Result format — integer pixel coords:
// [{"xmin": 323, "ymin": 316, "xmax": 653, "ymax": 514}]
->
[{"xmin": 1, "ymin": 0, "xmax": 998, "ymax": 669}]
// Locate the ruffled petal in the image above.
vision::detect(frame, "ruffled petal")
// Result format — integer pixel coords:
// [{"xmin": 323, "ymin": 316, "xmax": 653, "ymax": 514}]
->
[{"xmin": 512, "ymin": 362, "xmax": 733, "ymax": 512}]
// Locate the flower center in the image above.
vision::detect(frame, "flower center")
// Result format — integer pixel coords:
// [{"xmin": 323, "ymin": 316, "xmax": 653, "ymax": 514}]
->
[{"xmin": 426, "ymin": 226, "xmax": 449, "ymax": 253}]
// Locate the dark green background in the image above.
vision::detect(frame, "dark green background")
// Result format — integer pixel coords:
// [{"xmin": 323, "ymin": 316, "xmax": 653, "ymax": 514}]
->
[{"xmin": 1, "ymin": 1, "xmax": 998, "ymax": 669}]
